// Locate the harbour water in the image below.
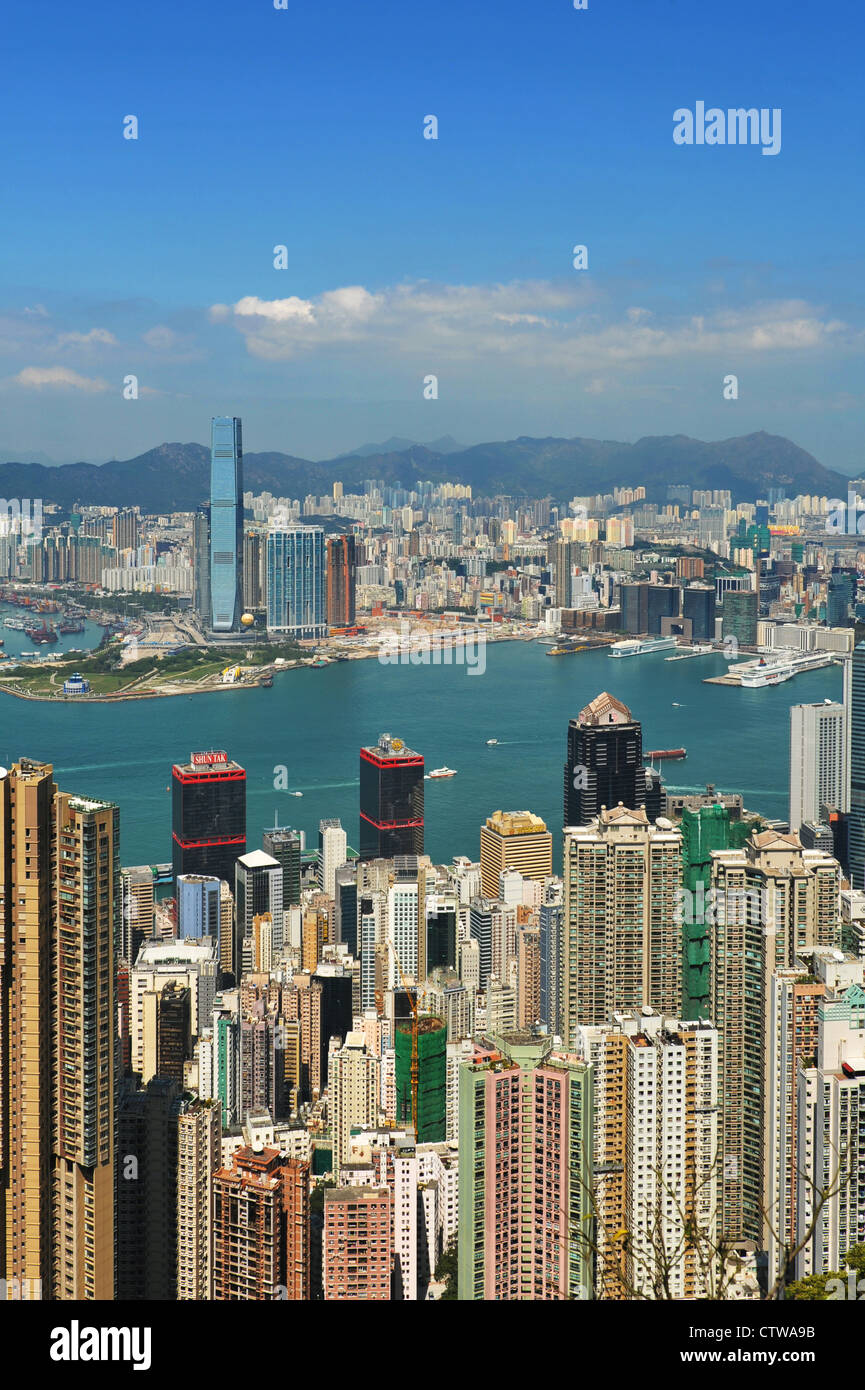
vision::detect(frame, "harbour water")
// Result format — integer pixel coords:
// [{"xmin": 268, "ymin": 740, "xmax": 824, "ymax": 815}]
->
[{"xmin": 0, "ymin": 640, "xmax": 843, "ymax": 868}]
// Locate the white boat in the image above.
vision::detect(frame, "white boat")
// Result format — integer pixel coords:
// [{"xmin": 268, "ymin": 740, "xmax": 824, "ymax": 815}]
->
[
  {"xmin": 739, "ymin": 663, "xmax": 795, "ymax": 688},
  {"xmin": 427, "ymin": 767, "xmax": 457, "ymax": 779},
  {"xmin": 609, "ymin": 636, "xmax": 678, "ymax": 658},
  {"xmin": 289, "ymin": 790, "xmax": 303, "ymax": 797},
  {"xmin": 486, "ymin": 738, "xmax": 499, "ymax": 746}
]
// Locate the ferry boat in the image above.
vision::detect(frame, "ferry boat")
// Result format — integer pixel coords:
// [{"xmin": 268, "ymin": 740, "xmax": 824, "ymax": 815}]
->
[
  {"xmin": 486, "ymin": 738, "xmax": 499, "ymax": 746},
  {"xmin": 609, "ymin": 636, "xmax": 678, "ymax": 658},
  {"xmin": 739, "ymin": 662, "xmax": 795, "ymax": 688},
  {"xmin": 427, "ymin": 767, "xmax": 457, "ymax": 779}
]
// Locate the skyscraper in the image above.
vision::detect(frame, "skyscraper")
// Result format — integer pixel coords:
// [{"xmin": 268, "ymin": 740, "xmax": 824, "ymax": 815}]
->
[
  {"xmin": 0, "ymin": 760, "xmax": 118, "ymax": 1300},
  {"xmin": 176, "ymin": 874, "xmax": 222, "ymax": 941},
  {"xmin": 212, "ymin": 1147, "xmax": 310, "ymax": 1300},
  {"xmin": 847, "ymin": 644, "xmax": 865, "ymax": 890},
  {"xmin": 711, "ymin": 830, "xmax": 841, "ymax": 1242},
  {"xmin": 208, "ymin": 416, "xmax": 243, "ymax": 633},
  {"xmin": 562, "ymin": 806, "xmax": 682, "ymax": 1044},
  {"xmin": 579, "ymin": 1011, "xmax": 719, "ymax": 1300},
  {"xmin": 789, "ymin": 701, "xmax": 848, "ymax": 833},
  {"xmin": 563, "ymin": 692, "xmax": 646, "ymax": 827},
  {"xmin": 318, "ymin": 819, "xmax": 348, "ymax": 899},
  {"xmin": 326, "ymin": 533, "xmax": 357, "ymax": 628},
  {"xmin": 359, "ymin": 733, "xmax": 424, "ymax": 859},
  {"xmin": 395, "ymin": 1016, "xmax": 447, "ymax": 1142},
  {"xmin": 266, "ymin": 524, "xmax": 327, "ymax": 639},
  {"xmin": 324, "ymin": 1187, "xmax": 391, "ymax": 1301},
  {"xmin": 479, "ymin": 810, "xmax": 553, "ymax": 899},
  {"xmin": 235, "ymin": 850, "xmax": 284, "ymax": 969},
  {"xmin": 458, "ymin": 1033, "xmax": 593, "ymax": 1300},
  {"xmin": 171, "ymin": 750, "xmax": 246, "ymax": 891},
  {"xmin": 328, "ymin": 1033, "xmax": 381, "ymax": 1172},
  {"xmin": 262, "ymin": 825, "xmax": 302, "ymax": 908}
]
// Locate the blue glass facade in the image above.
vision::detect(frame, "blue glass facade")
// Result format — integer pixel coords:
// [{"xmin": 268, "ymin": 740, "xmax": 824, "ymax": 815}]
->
[
  {"xmin": 176, "ymin": 874, "xmax": 221, "ymax": 940},
  {"xmin": 209, "ymin": 416, "xmax": 243, "ymax": 632},
  {"xmin": 266, "ymin": 525, "xmax": 327, "ymax": 638}
]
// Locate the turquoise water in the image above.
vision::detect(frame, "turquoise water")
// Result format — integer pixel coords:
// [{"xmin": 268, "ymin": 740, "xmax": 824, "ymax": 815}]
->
[
  {"xmin": 0, "ymin": 640, "xmax": 843, "ymax": 868},
  {"xmin": 0, "ymin": 602, "xmax": 103, "ymax": 662}
]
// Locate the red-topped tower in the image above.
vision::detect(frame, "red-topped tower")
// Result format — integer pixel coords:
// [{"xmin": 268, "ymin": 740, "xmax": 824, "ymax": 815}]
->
[{"xmin": 359, "ymin": 733, "xmax": 424, "ymax": 860}]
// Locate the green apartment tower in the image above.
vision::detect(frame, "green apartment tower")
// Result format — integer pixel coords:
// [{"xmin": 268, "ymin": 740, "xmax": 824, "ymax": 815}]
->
[
  {"xmin": 679, "ymin": 805, "xmax": 756, "ymax": 1020},
  {"xmin": 395, "ymin": 1016, "xmax": 446, "ymax": 1143},
  {"xmin": 458, "ymin": 1033, "xmax": 593, "ymax": 1301}
]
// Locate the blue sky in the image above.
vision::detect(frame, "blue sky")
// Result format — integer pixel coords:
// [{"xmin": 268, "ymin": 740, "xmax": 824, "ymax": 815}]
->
[{"xmin": 1, "ymin": 0, "xmax": 863, "ymax": 470}]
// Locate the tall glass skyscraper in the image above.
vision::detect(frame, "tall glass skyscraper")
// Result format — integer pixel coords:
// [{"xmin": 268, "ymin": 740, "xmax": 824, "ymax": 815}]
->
[
  {"xmin": 209, "ymin": 416, "xmax": 243, "ymax": 632},
  {"xmin": 266, "ymin": 524, "xmax": 327, "ymax": 638}
]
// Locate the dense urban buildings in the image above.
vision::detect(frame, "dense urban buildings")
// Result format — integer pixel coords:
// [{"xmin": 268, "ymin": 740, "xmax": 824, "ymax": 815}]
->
[{"xmin": 5, "ymin": 428, "xmax": 865, "ymax": 1310}]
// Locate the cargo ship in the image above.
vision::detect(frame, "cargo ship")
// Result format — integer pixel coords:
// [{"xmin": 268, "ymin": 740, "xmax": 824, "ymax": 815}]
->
[
  {"xmin": 59, "ymin": 618, "xmax": 85, "ymax": 634},
  {"xmin": 547, "ymin": 643, "xmax": 587, "ymax": 656},
  {"xmin": 645, "ymin": 748, "xmax": 687, "ymax": 760}
]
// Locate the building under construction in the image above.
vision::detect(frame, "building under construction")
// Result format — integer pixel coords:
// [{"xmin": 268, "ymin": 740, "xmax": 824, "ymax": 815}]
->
[{"xmin": 395, "ymin": 1015, "xmax": 446, "ymax": 1143}]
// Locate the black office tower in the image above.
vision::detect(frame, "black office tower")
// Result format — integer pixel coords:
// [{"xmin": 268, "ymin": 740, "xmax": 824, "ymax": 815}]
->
[
  {"xmin": 564, "ymin": 691, "xmax": 645, "ymax": 825},
  {"xmin": 172, "ymin": 750, "xmax": 246, "ymax": 887},
  {"xmin": 359, "ymin": 733, "xmax": 424, "ymax": 859},
  {"xmin": 262, "ymin": 825, "xmax": 302, "ymax": 907}
]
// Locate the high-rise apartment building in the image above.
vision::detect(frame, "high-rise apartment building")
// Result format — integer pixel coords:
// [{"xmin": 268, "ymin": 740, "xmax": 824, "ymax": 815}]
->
[
  {"xmin": 562, "ymin": 807, "xmax": 682, "ymax": 1045},
  {"xmin": 212, "ymin": 1146, "xmax": 310, "ymax": 1300},
  {"xmin": 266, "ymin": 524, "xmax": 327, "ymax": 639},
  {"xmin": 395, "ymin": 1016, "xmax": 447, "ymax": 1142},
  {"xmin": 318, "ymin": 819, "xmax": 348, "ymax": 899},
  {"xmin": 121, "ymin": 864, "xmax": 155, "ymax": 961},
  {"xmin": 324, "ymin": 1187, "xmax": 392, "ymax": 1300},
  {"xmin": 539, "ymin": 879, "xmax": 564, "ymax": 1036},
  {"xmin": 711, "ymin": 830, "xmax": 841, "ymax": 1242},
  {"xmin": 479, "ymin": 810, "xmax": 553, "ymax": 899},
  {"xmin": 208, "ymin": 416, "xmax": 243, "ymax": 633},
  {"xmin": 328, "ymin": 1033, "xmax": 381, "ymax": 1172},
  {"xmin": 458, "ymin": 1033, "xmax": 593, "ymax": 1300},
  {"xmin": 176, "ymin": 1097, "xmax": 221, "ymax": 1301},
  {"xmin": 847, "ymin": 644, "xmax": 865, "ymax": 890},
  {"xmin": 579, "ymin": 1011, "xmax": 719, "ymax": 1300},
  {"xmin": 171, "ymin": 750, "xmax": 246, "ymax": 891},
  {"xmin": 326, "ymin": 533, "xmax": 357, "ymax": 628},
  {"xmin": 796, "ymin": 982, "xmax": 865, "ymax": 1279},
  {"xmin": 789, "ymin": 701, "xmax": 848, "ymax": 833},
  {"xmin": 563, "ymin": 692, "xmax": 646, "ymax": 828},
  {"xmin": 359, "ymin": 734, "xmax": 424, "ymax": 860},
  {"xmin": 0, "ymin": 760, "xmax": 118, "ymax": 1300}
]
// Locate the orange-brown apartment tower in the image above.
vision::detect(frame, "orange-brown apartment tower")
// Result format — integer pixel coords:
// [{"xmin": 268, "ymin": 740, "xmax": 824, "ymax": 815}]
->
[
  {"xmin": 0, "ymin": 759, "xmax": 118, "ymax": 1300},
  {"xmin": 326, "ymin": 534, "xmax": 356, "ymax": 629}
]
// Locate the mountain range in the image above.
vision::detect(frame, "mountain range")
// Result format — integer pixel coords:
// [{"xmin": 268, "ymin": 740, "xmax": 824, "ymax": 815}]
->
[{"xmin": 0, "ymin": 431, "xmax": 847, "ymax": 514}]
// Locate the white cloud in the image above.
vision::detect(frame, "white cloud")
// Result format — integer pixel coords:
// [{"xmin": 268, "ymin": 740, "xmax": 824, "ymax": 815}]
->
[
  {"xmin": 55, "ymin": 327, "xmax": 117, "ymax": 349},
  {"xmin": 210, "ymin": 280, "xmax": 856, "ymax": 374},
  {"xmin": 9, "ymin": 366, "xmax": 111, "ymax": 393}
]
